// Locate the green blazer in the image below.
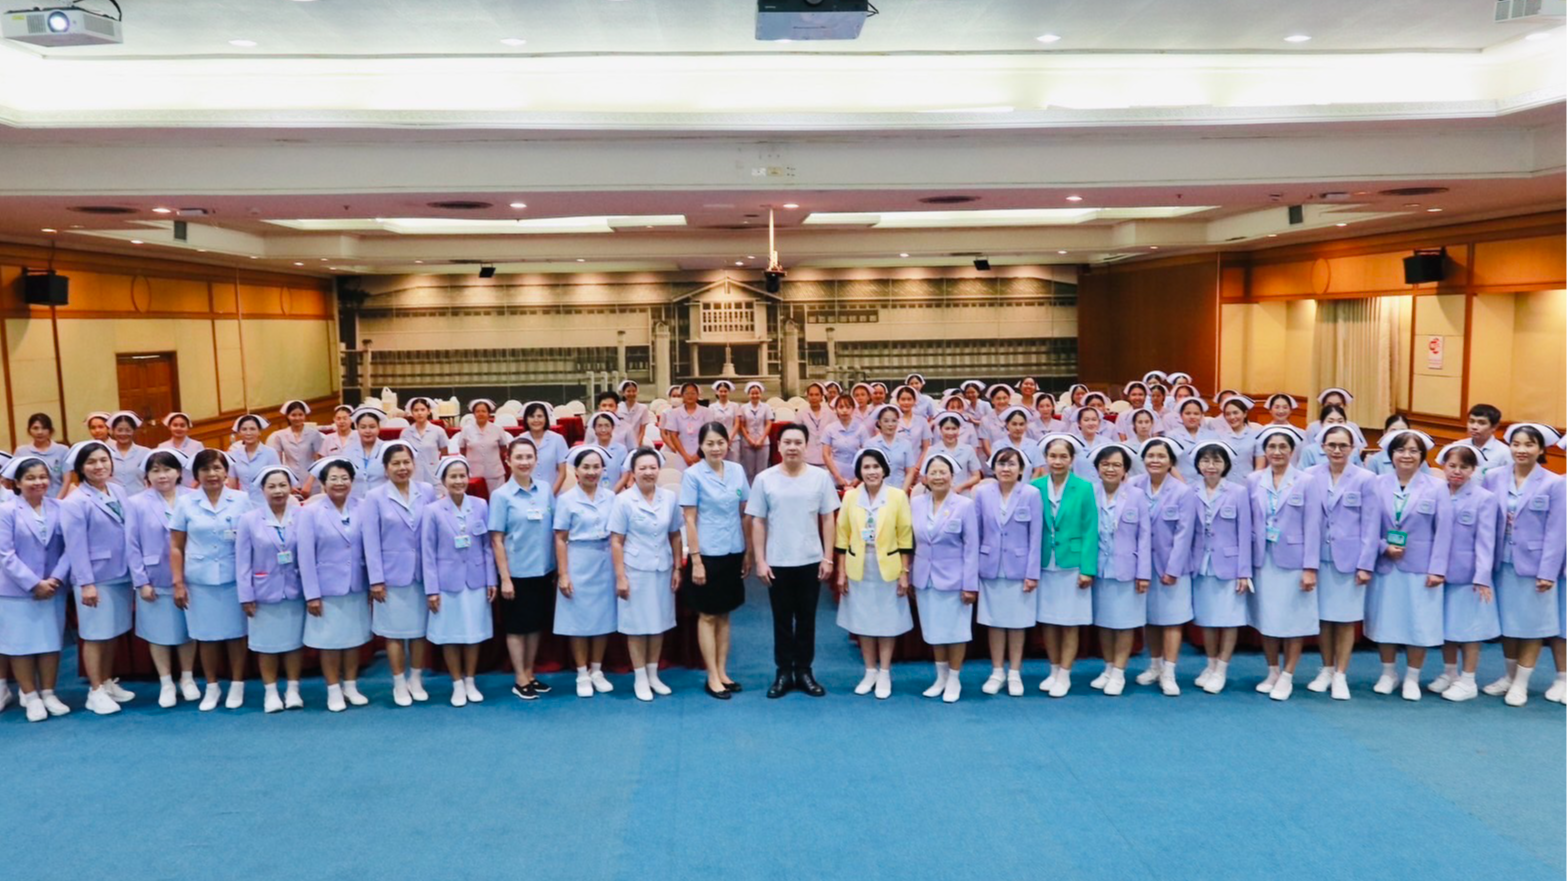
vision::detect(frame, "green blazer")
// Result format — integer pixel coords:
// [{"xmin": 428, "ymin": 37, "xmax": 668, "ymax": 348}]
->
[{"xmin": 1030, "ymin": 473, "xmax": 1099, "ymax": 577}]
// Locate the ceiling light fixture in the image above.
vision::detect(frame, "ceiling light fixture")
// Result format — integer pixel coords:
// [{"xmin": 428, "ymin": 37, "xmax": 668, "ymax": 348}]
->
[
  {"xmin": 1065, "ymin": 195, "xmax": 1083, "ymax": 202},
  {"xmin": 734, "ymin": 261, "xmax": 744, "ymax": 266},
  {"xmin": 1426, "ymin": 207, "xmax": 1443, "ymax": 213},
  {"xmin": 576, "ymin": 258, "xmax": 586, "ymax": 262},
  {"xmin": 151, "ymin": 207, "xmax": 172, "ymax": 214},
  {"xmin": 130, "ymin": 239, "xmax": 144, "ymax": 244},
  {"xmin": 1057, "ymin": 250, "xmax": 1068, "ymax": 254},
  {"xmin": 41, "ymin": 228, "xmax": 56, "ymax": 233},
  {"xmin": 414, "ymin": 260, "xmax": 423, "ymax": 264},
  {"xmin": 228, "ymin": 39, "xmax": 257, "ymax": 47},
  {"xmin": 1284, "ymin": 34, "xmax": 1311, "ymax": 43},
  {"xmin": 781, "ymin": 203, "xmax": 800, "ymax": 209},
  {"xmin": 1335, "ymin": 222, "xmax": 1349, "ymax": 227},
  {"xmin": 899, "ymin": 252, "xmax": 910, "ymax": 258},
  {"xmin": 1267, "ymin": 234, "xmax": 1278, "ymax": 238},
  {"xmin": 293, "ymin": 262, "xmax": 305, "ymax": 266},
  {"xmin": 1149, "ymin": 246, "xmax": 1159, "ymax": 250},
  {"xmin": 500, "ymin": 38, "xmax": 527, "ymax": 46},
  {"xmin": 509, "ymin": 202, "xmax": 528, "ymax": 209},
  {"xmin": 1035, "ymin": 34, "xmax": 1061, "ymax": 43}
]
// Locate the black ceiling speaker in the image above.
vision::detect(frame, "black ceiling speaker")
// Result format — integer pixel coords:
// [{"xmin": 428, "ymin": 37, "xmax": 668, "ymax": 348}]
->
[
  {"xmin": 973, "ymin": 258, "xmax": 991, "ymax": 271},
  {"xmin": 21, "ymin": 270, "xmax": 69, "ymax": 306},
  {"xmin": 1403, "ymin": 248, "xmax": 1446, "ymax": 285}
]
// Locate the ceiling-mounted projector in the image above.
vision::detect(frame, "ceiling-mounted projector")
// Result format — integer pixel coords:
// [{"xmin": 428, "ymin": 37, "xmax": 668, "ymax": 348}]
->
[
  {"xmin": 4, "ymin": 5, "xmax": 123, "ymax": 47},
  {"xmin": 756, "ymin": 0, "xmax": 871, "ymax": 41}
]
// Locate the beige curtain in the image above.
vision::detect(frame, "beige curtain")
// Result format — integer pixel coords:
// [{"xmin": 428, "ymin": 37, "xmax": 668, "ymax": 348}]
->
[{"xmin": 1310, "ymin": 298, "xmax": 1400, "ymax": 429}]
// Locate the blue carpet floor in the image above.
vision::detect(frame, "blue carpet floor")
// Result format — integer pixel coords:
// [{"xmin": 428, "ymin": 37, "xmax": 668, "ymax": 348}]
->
[{"xmin": 3, "ymin": 580, "xmax": 1563, "ymax": 881}]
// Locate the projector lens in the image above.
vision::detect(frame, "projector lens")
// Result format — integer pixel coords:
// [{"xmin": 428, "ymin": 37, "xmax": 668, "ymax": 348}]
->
[{"xmin": 46, "ymin": 11, "xmax": 71, "ymax": 32}]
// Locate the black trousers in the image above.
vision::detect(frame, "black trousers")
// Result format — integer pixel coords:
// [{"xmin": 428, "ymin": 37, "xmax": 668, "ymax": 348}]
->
[{"xmin": 768, "ymin": 564, "xmax": 822, "ymax": 671}]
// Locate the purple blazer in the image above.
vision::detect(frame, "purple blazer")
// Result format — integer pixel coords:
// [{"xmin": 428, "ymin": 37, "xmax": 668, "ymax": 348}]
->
[
  {"xmin": 361, "ymin": 481, "xmax": 437, "ymax": 588},
  {"xmin": 974, "ymin": 482, "xmax": 1043, "ymax": 581},
  {"xmin": 60, "ymin": 482, "xmax": 132, "ymax": 587},
  {"xmin": 1247, "ymin": 468, "xmax": 1322, "ymax": 571},
  {"xmin": 0, "ymin": 498, "xmax": 70, "ymax": 598},
  {"xmin": 297, "ymin": 497, "xmax": 368, "ymax": 600},
  {"xmin": 126, "ymin": 487, "xmax": 192, "ymax": 591},
  {"xmin": 1096, "ymin": 483, "xmax": 1153, "ymax": 583},
  {"xmin": 1444, "ymin": 482, "xmax": 1498, "ymax": 588},
  {"xmin": 235, "ymin": 507, "xmax": 303, "ymax": 604},
  {"xmin": 1128, "ymin": 474, "xmax": 1196, "ymax": 578},
  {"xmin": 420, "ymin": 496, "xmax": 495, "ymax": 594},
  {"xmin": 911, "ymin": 493, "xmax": 979, "ymax": 591},
  {"xmin": 1307, "ymin": 464, "xmax": 1380, "ymax": 575},
  {"xmin": 1485, "ymin": 466, "xmax": 1566, "ymax": 580},
  {"xmin": 1372, "ymin": 471, "xmax": 1451, "ymax": 577},
  {"xmin": 1191, "ymin": 480, "xmax": 1253, "ymax": 581}
]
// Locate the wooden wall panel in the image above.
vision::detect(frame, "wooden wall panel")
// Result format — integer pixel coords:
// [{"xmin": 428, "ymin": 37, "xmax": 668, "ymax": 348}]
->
[
  {"xmin": 1471, "ymin": 235, "xmax": 1566, "ymax": 291},
  {"xmin": 1078, "ymin": 255, "xmax": 1219, "ymax": 392}
]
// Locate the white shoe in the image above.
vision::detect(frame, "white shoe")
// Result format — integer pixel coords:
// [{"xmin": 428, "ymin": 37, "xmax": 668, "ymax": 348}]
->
[
  {"xmin": 922, "ymin": 674, "xmax": 948, "ymax": 698},
  {"xmin": 1049, "ymin": 674, "xmax": 1072, "ymax": 698},
  {"xmin": 1482, "ymin": 675, "xmax": 1513, "ymax": 696},
  {"xmin": 590, "ymin": 671, "xmax": 614, "ymax": 693},
  {"xmin": 1269, "ymin": 677, "xmax": 1294, "ymax": 701},
  {"xmin": 0, "ymin": 682, "xmax": 9, "ymax": 712},
  {"xmin": 942, "ymin": 676, "xmax": 962, "ymax": 703},
  {"xmin": 86, "ymin": 688, "xmax": 121, "ymax": 715},
  {"xmin": 981, "ymin": 671, "xmax": 1005, "ymax": 695},
  {"xmin": 1203, "ymin": 671, "xmax": 1227, "ymax": 694},
  {"xmin": 1255, "ymin": 671, "xmax": 1279, "ymax": 693},
  {"xmin": 1090, "ymin": 670, "xmax": 1109, "ymax": 690},
  {"xmin": 464, "ymin": 679, "xmax": 484, "ymax": 702},
  {"xmin": 1330, "ymin": 673, "xmax": 1350, "ymax": 701},
  {"xmin": 1306, "ymin": 668, "xmax": 1334, "ymax": 693},
  {"xmin": 854, "ymin": 670, "xmax": 877, "ymax": 696},
  {"xmin": 105, "ymin": 678, "xmax": 135, "ymax": 703},
  {"xmin": 874, "ymin": 669, "xmax": 892, "ymax": 700},
  {"xmin": 1544, "ymin": 678, "xmax": 1566, "ymax": 704},
  {"xmin": 180, "ymin": 677, "xmax": 201, "ymax": 702},
  {"xmin": 327, "ymin": 690, "xmax": 346, "ymax": 712},
  {"xmin": 1135, "ymin": 665, "xmax": 1162, "ymax": 686},
  {"xmin": 1006, "ymin": 673, "xmax": 1024, "ymax": 697},
  {"xmin": 158, "ymin": 681, "xmax": 177, "ymax": 709},
  {"xmin": 284, "ymin": 688, "xmax": 304, "ymax": 710},
  {"xmin": 1428, "ymin": 672, "xmax": 1455, "ymax": 694},
  {"xmin": 1442, "ymin": 679, "xmax": 1478, "ymax": 702},
  {"xmin": 1103, "ymin": 670, "xmax": 1125, "ymax": 697},
  {"xmin": 1372, "ymin": 674, "xmax": 1397, "ymax": 695},
  {"xmin": 634, "ymin": 678, "xmax": 654, "ymax": 702},
  {"xmin": 1159, "ymin": 673, "xmax": 1180, "ymax": 697},
  {"xmin": 1505, "ymin": 681, "xmax": 1528, "ymax": 707},
  {"xmin": 407, "ymin": 677, "xmax": 429, "ymax": 702},
  {"xmin": 393, "ymin": 679, "xmax": 413, "ymax": 707},
  {"xmin": 1038, "ymin": 672, "xmax": 1056, "ymax": 693},
  {"xmin": 647, "ymin": 670, "xmax": 673, "ymax": 697},
  {"xmin": 41, "ymin": 693, "xmax": 71, "ymax": 716},
  {"xmin": 450, "ymin": 681, "xmax": 468, "ymax": 707},
  {"xmin": 342, "ymin": 682, "xmax": 369, "ymax": 706},
  {"xmin": 1401, "ymin": 679, "xmax": 1422, "ymax": 701},
  {"xmin": 576, "ymin": 674, "xmax": 595, "ymax": 698},
  {"xmin": 199, "ymin": 684, "xmax": 222, "ymax": 712},
  {"xmin": 25, "ymin": 696, "xmax": 47, "ymax": 722},
  {"xmin": 1194, "ymin": 666, "xmax": 1213, "ymax": 689},
  {"xmin": 264, "ymin": 690, "xmax": 284, "ymax": 714},
  {"xmin": 225, "ymin": 682, "xmax": 245, "ymax": 710}
]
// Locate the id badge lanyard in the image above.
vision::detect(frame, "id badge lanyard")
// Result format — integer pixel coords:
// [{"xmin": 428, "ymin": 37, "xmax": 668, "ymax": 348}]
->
[{"xmin": 1387, "ymin": 486, "xmax": 1411, "ymax": 548}]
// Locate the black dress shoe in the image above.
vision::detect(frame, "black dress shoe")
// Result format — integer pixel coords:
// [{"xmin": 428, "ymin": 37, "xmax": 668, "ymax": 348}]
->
[
  {"xmin": 766, "ymin": 670, "xmax": 794, "ymax": 699},
  {"xmin": 704, "ymin": 682, "xmax": 732, "ymax": 700},
  {"xmin": 796, "ymin": 669, "xmax": 826, "ymax": 697},
  {"xmin": 722, "ymin": 680, "xmax": 743, "ymax": 693}
]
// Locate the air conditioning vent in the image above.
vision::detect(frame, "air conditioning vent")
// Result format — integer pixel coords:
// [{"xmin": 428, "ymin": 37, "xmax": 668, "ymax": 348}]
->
[{"xmin": 425, "ymin": 201, "xmax": 493, "ymax": 211}]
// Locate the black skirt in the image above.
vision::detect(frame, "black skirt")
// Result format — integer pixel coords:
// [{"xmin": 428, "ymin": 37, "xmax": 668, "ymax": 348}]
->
[
  {"xmin": 684, "ymin": 552, "xmax": 746, "ymax": 616},
  {"xmin": 499, "ymin": 572, "xmax": 557, "ymax": 635}
]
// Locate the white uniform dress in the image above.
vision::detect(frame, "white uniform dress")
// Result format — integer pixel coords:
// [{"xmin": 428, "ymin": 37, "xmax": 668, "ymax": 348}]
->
[
  {"xmin": 608, "ymin": 486, "xmax": 681, "ymax": 635},
  {"xmin": 552, "ymin": 485, "xmax": 618, "ymax": 637},
  {"xmin": 170, "ymin": 488, "xmax": 252, "ymax": 641}
]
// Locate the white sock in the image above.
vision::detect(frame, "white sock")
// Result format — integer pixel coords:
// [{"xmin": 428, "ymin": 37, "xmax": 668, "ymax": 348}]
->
[
  {"xmin": 1380, "ymin": 662, "xmax": 1396, "ymax": 678},
  {"xmin": 21, "ymin": 690, "xmax": 37, "ymax": 703},
  {"xmin": 863, "ymin": 667, "xmax": 877, "ymax": 677},
  {"xmin": 989, "ymin": 666, "xmax": 1004, "ymax": 677},
  {"xmin": 393, "ymin": 672, "xmax": 407, "ymax": 687},
  {"xmin": 327, "ymin": 683, "xmax": 343, "ymax": 700},
  {"xmin": 1266, "ymin": 664, "xmax": 1280, "ymax": 678},
  {"xmin": 1403, "ymin": 666, "xmax": 1420, "ymax": 684},
  {"xmin": 264, "ymin": 682, "xmax": 279, "ymax": 697},
  {"xmin": 1504, "ymin": 659, "xmax": 1518, "ymax": 677},
  {"xmin": 180, "ymin": 671, "xmax": 195, "ymax": 682},
  {"xmin": 1459, "ymin": 670, "xmax": 1476, "ymax": 684},
  {"xmin": 590, "ymin": 662, "xmax": 603, "ymax": 674},
  {"xmin": 1556, "ymin": 672, "xmax": 1567, "ymax": 684},
  {"xmin": 633, "ymin": 667, "xmax": 649, "ymax": 686},
  {"xmin": 576, "ymin": 665, "xmax": 590, "ymax": 676},
  {"xmin": 1514, "ymin": 665, "xmax": 1534, "ymax": 685},
  {"xmin": 463, "ymin": 676, "xmax": 478, "ymax": 691},
  {"xmin": 408, "ymin": 669, "xmax": 423, "ymax": 687},
  {"xmin": 1163, "ymin": 658, "xmax": 1176, "ymax": 675},
  {"xmin": 1216, "ymin": 660, "xmax": 1229, "ymax": 674},
  {"xmin": 1442, "ymin": 663, "xmax": 1458, "ymax": 679},
  {"xmin": 41, "ymin": 688, "xmax": 56, "ymax": 698},
  {"xmin": 1148, "ymin": 657, "xmax": 1164, "ymax": 671},
  {"xmin": 1277, "ymin": 670, "xmax": 1293, "ymax": 683},
  {"xmin": 285, "ymin": 679, "xmax": 300, "ymax": 694},
  {"xmin": 935, "ymin": 661, "xmax": 950, "ymax": 679},
  {"xmin": 1046, "ymin": 663, "xmax": 1057, "ymax": 679},
  {"xmin": 1202, "ymin": 658, "xmax": 1216, "ymax": 674}
]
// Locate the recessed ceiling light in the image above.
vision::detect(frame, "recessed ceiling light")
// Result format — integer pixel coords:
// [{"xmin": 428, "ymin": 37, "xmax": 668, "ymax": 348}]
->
[
  {"xmin": 293, "ymin": 262, "xmax": 305, "ymax": 266},
  {"xmin": 414, "ymin": 260, "xmax": 423, "ymax": 264},
  {"xmin": 576, "ymin": 258, "xmax": 586, "ymax": 262},
  {"xmin": 1149, "ymin": 246, "xmax": 1159, "ymax": 250},
  {"xmin": 41, "ymin": 227, "xmax": 56, "ymax": 233},
  {"xmin": 196, "ymin": 248, "xmax": 207, "ymax": 252},
  {"xmin": 509, "ymin": 202, "xmax": 527, "ymax": 209},
  {"xmin": 1426, "ymin": 207, "xmax": 1443, "ymax": 213},
  {"xmin": 1335, "ymin": 222, "xmax": 1348, "ymax": 227},
  {"xmin": 1036, "ymin": 34, "xmax": 1061, "ymax": 44},
  {"xmin": 500, "ymin": 37, "xmax": 527, "ymax": 46},
  {"xmin": 782, "ymin": 203, "xmax": 800, "ymax": 209},
  {"xmin": 1526, "ymin": 31, "xmax": 1552, "ymax": 41},
  {"xmin": 899, "ymin": 252, "xmax": 910, "ymax": 258},
  {"xmin": 249, "ymin": 256, "xmax": 258, "ymax": 259},
  {"xmin": 1057, "ymin": 250, "xmax": 1068, "ymax": 255},
  {"xmin": 130, "ymin": 239, "xmax": 144, "ymax": 244},
  {"xmin": 1266, "ymin": 234, "xmax": 1278, "ymax": 238},
  {"xmin": 151, "ymin": 207, "xmax": 172, "ymax": 214},
  {"xmin": 746, "ymin": 255, "xmax": 756, "ymax": 259},
  {"xmin": 734, "ymin": 261, "xmax": 744, "ymax": 266},
  {"xmin": 228, "ymin": 39, "xmax": 257, "ymax": 47},
  {"xmin": 1065, "ymin": 195, "xmax": 1083, "ymax": 202},
  {"xmin": 1284, "ymin": 34, "xmax": 1311, "ymax": 43}
]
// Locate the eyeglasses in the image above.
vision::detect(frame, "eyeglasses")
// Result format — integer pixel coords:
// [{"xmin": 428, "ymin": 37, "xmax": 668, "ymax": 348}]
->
[{"xmin": 1323, "ymin": 442, "xmax": 1352, "ymax": 451}]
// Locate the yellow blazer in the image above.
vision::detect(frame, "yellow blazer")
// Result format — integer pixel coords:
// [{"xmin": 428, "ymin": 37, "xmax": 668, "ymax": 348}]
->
[{"xmin": 834, "ymin": 485, "xmax": 914, "ymax": 582}]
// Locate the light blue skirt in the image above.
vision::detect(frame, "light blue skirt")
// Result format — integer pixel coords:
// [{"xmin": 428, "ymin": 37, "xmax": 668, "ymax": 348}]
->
[
  {"xmin": 1147, "ymin": 574, "xmax": 1193, "ymax": 626},
  {"xmin": 1442, "ymin": 582, "xmax": 1501, "ymax": 643},
  {"xmin": 372, "ymin": 582, "xmax": 429, "ymax": 639},
  {"xmin": 1036, "ymin": 566, "xmax": 1091, "ymax": 626},
  {"xmin": 428, "ymin": 587, "xmax": 494, "ymax": 646},
  {"xmin": 0, "ymin": 591, "xmax": 68, "ymax": 655},
  {"xmin": 1317, "ymin": 563, "xmax": 1367, "ymax": 623},
  {"xmin": 916, "ymin": 585, "xmax": 972, "ymax": 645},
  {"xmin": 1092, "ymin": 577, "xmax": 1146, "ymax": 630},
  {"xmin": 617, "ymin": 567, "xmax": 675, "ymax": 636},
  {"xmin": 186, "ymin": 582, "xmax": 248, "ymax": 642},
  {"xmin": 1559, "ymin": 574, "xmax": 1566, "ymax": 639},
  {"xmin": 1495, "ymin": 563, "xmax": 1559, "ymax": 639},
  {"xmin": 304, "ymin": 592, "xmax": 373, "ymax": 650},
  {"xmin": 1192, "ymin": 574, "xmax": 1249, "ymax": 628},
  {"xmin": 555, "ymin": 542, "xmax": 617, "ymax": 637},
  {"xmin": 837, "ymin": 566, "xmax": 913, "ymax": 637},
  {"xmin": 249, "ymin": 598, "xmax": 306, "ymax": 654},
  {"xmin": 1365, "ymin": 568, "xmax": 1443, "ymax": 647},
  {"xmin": 75, "ymin": 578, "xmax": 133, "ymax": 641},
  {"xmin": 978, "ymin": 577, "xmax": 1035, "ymax": 629},
  {"xmin": 1247, "ymin": 547, "xmax": 1319, "ymax": 638},
  {"xmin": 134, "ymin": 589, "xmax": 189, "ymax": 646}
]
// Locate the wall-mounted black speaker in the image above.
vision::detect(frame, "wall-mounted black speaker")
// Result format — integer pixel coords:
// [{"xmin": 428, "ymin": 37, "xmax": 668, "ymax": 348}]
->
[
  {"xmin": 1403, "ymin": 248, "xmax": 1446, "ymax": 285},
  {"xmin": 1287, "ymin": 205, "xmax": 1304, "ymax": 225},
  {"xmin": 22, "ymin": 271, "xmax": 69, "ymax": 306}
]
